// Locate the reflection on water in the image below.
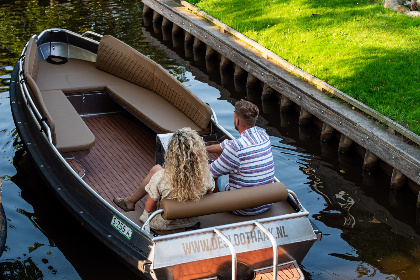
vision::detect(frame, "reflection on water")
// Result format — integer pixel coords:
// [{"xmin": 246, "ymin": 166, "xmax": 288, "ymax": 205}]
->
[{"xmin": 1, "ymin": 0, "xmax": 420, "ymax": 279}]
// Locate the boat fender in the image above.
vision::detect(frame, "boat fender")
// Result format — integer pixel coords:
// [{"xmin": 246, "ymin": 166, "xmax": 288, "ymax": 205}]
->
[{"xmin": 46, "ymin": 55, "xmax": 68, "ymax": 65}]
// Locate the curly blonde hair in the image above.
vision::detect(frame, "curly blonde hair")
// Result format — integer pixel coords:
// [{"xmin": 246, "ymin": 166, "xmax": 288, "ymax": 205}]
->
[{"xmin": 163, "ymin": 127, "xmax": 211, "ymax": 202}]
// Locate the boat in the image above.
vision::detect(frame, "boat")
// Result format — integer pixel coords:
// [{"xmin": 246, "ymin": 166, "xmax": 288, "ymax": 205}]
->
[{"xmin": 10, "ymin": 28, "xmax": 321, "ymax": 280}]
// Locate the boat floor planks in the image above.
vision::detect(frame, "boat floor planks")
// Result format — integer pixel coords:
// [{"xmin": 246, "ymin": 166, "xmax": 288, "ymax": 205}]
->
[{"xmin": 67, "ymin": 113, "xmax": 155, "ymax": 210}]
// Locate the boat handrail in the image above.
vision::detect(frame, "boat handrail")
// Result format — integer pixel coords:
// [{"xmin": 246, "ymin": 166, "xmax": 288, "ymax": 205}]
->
[
  {"xmin": 141, "ymin": 209, "xmax": 164, "ymax": 233},
  {"xmin": 18, "ymin": 41, "xmax": 53, "ymax": 144},
  {"xmin": 214, "ymin": 228, "xmax": 237, "ymax": 280},
  {"xmin": 210, "ymin": 106, "xmax": 219, "ymax": 124},
  {"xmin": 287, "ymin": 190, "xmax": 305, "ymax": 212},
  {"xmin": 254, "ymin": 221, "xmax": 278, "ymax": 280},
  {"xmin": 82, "ymin": 31, "xmax": 104, "ymax": 40}
]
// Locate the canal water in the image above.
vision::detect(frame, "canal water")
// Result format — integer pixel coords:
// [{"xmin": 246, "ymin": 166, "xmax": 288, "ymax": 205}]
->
[{"xmin": 1, "ymin": 1, "xmax": 419, "ymax": 279}]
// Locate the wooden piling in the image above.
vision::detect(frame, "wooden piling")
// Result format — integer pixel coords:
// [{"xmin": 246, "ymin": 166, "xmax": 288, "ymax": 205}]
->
[
  {"xmin": 338, "ymin": 135, "xmax": 354, "ymax": 153},
  {"xmin": 261, "ymin": 84, "xmax": 276, "ymax": 100},
  {"xmin": 143, "ymin": 5, "xmax": 153, "ymax": 16},
  {"xmin": 162, "ymin": 17, "xmax": 172, "ymax": 29},
  {"xmin": 391, "ymin": 169, "xmax": 407, "ymax": 189},
  {"xmin": 193, "ymin": 37, "xmax": 204, "ymax": 51},
  {"xmin": 363, "ymin": 150, "xmax": 379, "ymax": 170},
  {"xmin": 246, "ymin": 73, "xmax": 259, "ymax": 88},
  {"xmin": 152, "ymin": 10, "xmax": 163, "ymax": 24},
  {"xmin": 205, "ymin": 45, "xmax": 218, "ymax": 60},
  {"xmin": 280, "ymin": 96, "xmax": 294, "ymax": 112},
  {"xmin": 172, "ymin": 24, "xmax": 183, "ymax": 36},
  {"xmin": 320, "ymin": 123, "xmax": 335, "ymax": 141},
  {"xmin": 220, "ymin": 56, "xmax": 232, "ymax": 70},
  {"xmin": 233, "ymin": 65, "xmax": 246, "ymax": 80},
  {"xmin": 299, "ymin": 109, "xmax": 312, "ymax": 125},
  {"xmin": 185, "ymin": 32, "xmax": 194, "ymax": 45}
]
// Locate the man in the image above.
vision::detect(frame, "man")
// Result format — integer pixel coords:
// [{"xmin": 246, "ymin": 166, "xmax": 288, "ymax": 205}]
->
[{"xmin": 207, "ymin": 99, "xmax": 275, "ymax": 215}]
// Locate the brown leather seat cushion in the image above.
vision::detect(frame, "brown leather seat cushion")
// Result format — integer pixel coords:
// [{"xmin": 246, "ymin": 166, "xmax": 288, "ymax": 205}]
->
[
  {"xmin": 160, "ymin": 182, "xmax": 289, "ymax": 220},
  {"xmin": 96, "ymin": 35, "xmax": 212, "ymax": 132},
  {"xmin": 106, "ymin": 83, "xmax": 202, "ymax": 133},
  {"xmin": 36, "ymin": 58, "xmax": 122, "ymax": 92},
  {"xmin": 41, "ymin": 90, "xmax": 95, "ymax": 153},
  {"xmin": 25, "ymin": 75, "xmax": 57, "ymax": 144},
  {"xmin": 24, "ymin": 37, "xmax": 39, "ymax": 81}
]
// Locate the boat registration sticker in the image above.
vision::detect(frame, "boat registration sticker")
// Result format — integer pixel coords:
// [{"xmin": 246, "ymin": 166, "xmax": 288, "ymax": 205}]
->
[{"xmin": 111, "ymin": 215, "xmax": 133, "ymax": 240}]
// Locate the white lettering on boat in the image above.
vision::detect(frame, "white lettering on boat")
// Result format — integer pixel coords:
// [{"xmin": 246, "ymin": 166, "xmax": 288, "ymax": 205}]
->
[{"xmin": 182, "ymin": 226, "xmax": 288, "ymax": 255}]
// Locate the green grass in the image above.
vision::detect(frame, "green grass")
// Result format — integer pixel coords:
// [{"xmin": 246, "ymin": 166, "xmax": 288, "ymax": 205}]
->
[{"xmin": 186, "ymin": 0, "xmax": 420, "ymax": 135}]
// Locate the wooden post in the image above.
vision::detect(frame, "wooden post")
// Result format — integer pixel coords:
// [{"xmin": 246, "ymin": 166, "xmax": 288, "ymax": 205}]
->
[
  {"xmin": 142, "ymin": 5, "xmax": 153, "ymax": 16},
  {"xmin": 205, "ymin": 46, "xmax": 218, "ymax": 60},
  {"xmin": 363, "ymin": 150, "xmax": 379, "ymax": 170},
  {"xmin": 280, "ymin": 96, "xmax": 294, "ymax": 112},
  {"xmin": 320, "ymin": 123, "xmax": 335, "ymax": 141},
  {"xmin": 391, "ymin": 169, "xmax": 407, "ymax": 189},
  {"xmin": 220, "ymin": 69, "xmax": 230, "ymax": 86},
  {"xmin": 205, "ymin": 59, "xmax": 218, "ymax": 73},
  {"xmin": 193, "ymin": 37, "xmax": 204, "ymax": 51},
  {"xmin": 172, "ymin": 24, "xmax": 183, "ymax": 36},
  {"xmin": 261, "ymin": 84, "xmax": 275, "ymax": 100},
  {"xmin": 299, "ymin": 109, "xmax": 312, "ymax": 125},
  {"xmin": 185, "ymin": 32, "xmax": 194, "ymax": 45},
  {"xmin": 338, "ymin": 135, "xmax": 354, "ymax": 153},
  {"xmin": 246, "ymin": 73, "xmax": 259, "ymax": 88},
  {"xmin": 161, "ymin": 17, "xmax": 172, "ymax": 29},
  {"xmin": 234, "ymin": 65, "xmax": 246, "ymax": 80},
  {"xmin": 152, "ymin": 10, "xmax": 163, "ymax": 24},
  {"xmin": 220, "ymin": 56, "xmax": 232, "ymax": 70},
  {"xmin": 234, "ymin": 79, "xmax": 246, "ymax": 93}
]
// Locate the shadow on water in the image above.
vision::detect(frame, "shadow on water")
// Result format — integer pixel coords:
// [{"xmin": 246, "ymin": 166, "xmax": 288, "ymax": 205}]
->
[
  {"xmin": 1, "ymin": 0, "xmax": 420, "ymax": 279},
  {"xmin": 1, "ymin": 149, "xmax": 140, "ymax": 279}
]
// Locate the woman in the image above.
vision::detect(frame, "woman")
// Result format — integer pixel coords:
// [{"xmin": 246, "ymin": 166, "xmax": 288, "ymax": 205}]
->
[{"xmin": 113, "ymin": 127, "xmax": 214, "ymax": 231}]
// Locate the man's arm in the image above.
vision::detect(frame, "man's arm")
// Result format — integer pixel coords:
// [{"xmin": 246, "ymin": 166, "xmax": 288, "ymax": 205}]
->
[{"xmin": 206, "ymin": 143, "xmax": 223, "ymax": 154}]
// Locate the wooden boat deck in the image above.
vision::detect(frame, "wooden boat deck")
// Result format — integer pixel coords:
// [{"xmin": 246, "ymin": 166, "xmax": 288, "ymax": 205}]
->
[
  {"xmin": 67, "ymin": 113, "xmax": 156, "ymax": 210},
  {"xmin": 67, "ymin": 112, "xmax": 221, "ymax": 212}
]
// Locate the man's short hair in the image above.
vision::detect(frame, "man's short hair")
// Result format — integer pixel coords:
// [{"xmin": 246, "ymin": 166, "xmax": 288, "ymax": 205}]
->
[{"xmin": 234, "ymin": 99, "xmax": 259, "ymax": 127}]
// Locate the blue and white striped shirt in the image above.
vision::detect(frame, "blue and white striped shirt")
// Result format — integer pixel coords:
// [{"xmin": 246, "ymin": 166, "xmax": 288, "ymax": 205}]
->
[{"xmin": 210, "ymin": 127, "xmax": 275, "ymax": 215}]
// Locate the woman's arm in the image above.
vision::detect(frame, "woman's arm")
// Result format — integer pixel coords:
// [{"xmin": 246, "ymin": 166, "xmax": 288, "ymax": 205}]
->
[{"xmin": 145, "ymin": 196, "xmax": 158, "ymax": 213}]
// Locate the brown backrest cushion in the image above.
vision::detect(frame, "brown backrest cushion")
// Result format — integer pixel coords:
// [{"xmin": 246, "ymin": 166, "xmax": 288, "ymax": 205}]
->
[
  {"xmin": 96, "ymin": 35, "xmax": 211, "ymax": 131},
  {"xmin": 25, "ymin": 75, "xmax": 57, "ymax": 145},
  {"xmin": 24, "ymin": 37, "xmax": 39, "ymax": 80},
  {"xmin": 96, "ymin": 35, "xmax": 155, "ymax": 90},
  {"xmin": 153, "ymin": 64, "xmax": 212, "ymax": 131},
  {"xmin": 161, "ymin": 182, "xmax": 289, "ymax": 220}
]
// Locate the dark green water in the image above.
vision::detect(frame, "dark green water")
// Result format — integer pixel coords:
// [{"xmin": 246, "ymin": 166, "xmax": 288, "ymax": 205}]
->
[{"xmin": 1, "ymin": 1, "xmax": 420, "ymax": 279}]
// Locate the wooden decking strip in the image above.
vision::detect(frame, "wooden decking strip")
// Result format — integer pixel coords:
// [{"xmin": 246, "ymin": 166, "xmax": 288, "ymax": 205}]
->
[{"xmin": 67, "ymin": 113, "xmax": 156, "ymax": 210}]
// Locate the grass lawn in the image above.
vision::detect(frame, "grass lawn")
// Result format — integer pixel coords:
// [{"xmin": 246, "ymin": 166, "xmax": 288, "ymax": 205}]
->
[{"xmin": 186, "ymin": 0, "xmax": 420, "ymax": 135}]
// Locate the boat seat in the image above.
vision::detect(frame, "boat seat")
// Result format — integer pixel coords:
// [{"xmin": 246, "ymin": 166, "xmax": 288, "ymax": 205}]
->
[
  {"xmin": 160, "ymin": 182, "xmax": 289, "ymax": 220},
  {"xmin": 35, "ymin": 35, "xmax": 212, "ymax": 134},
  {"xmin": 24, "ymin": 38, "xmax": 95, "ymax": 156},
  {"xmin": 96, "ymin": 35, "xmax": 212, "ymax": 134}
]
